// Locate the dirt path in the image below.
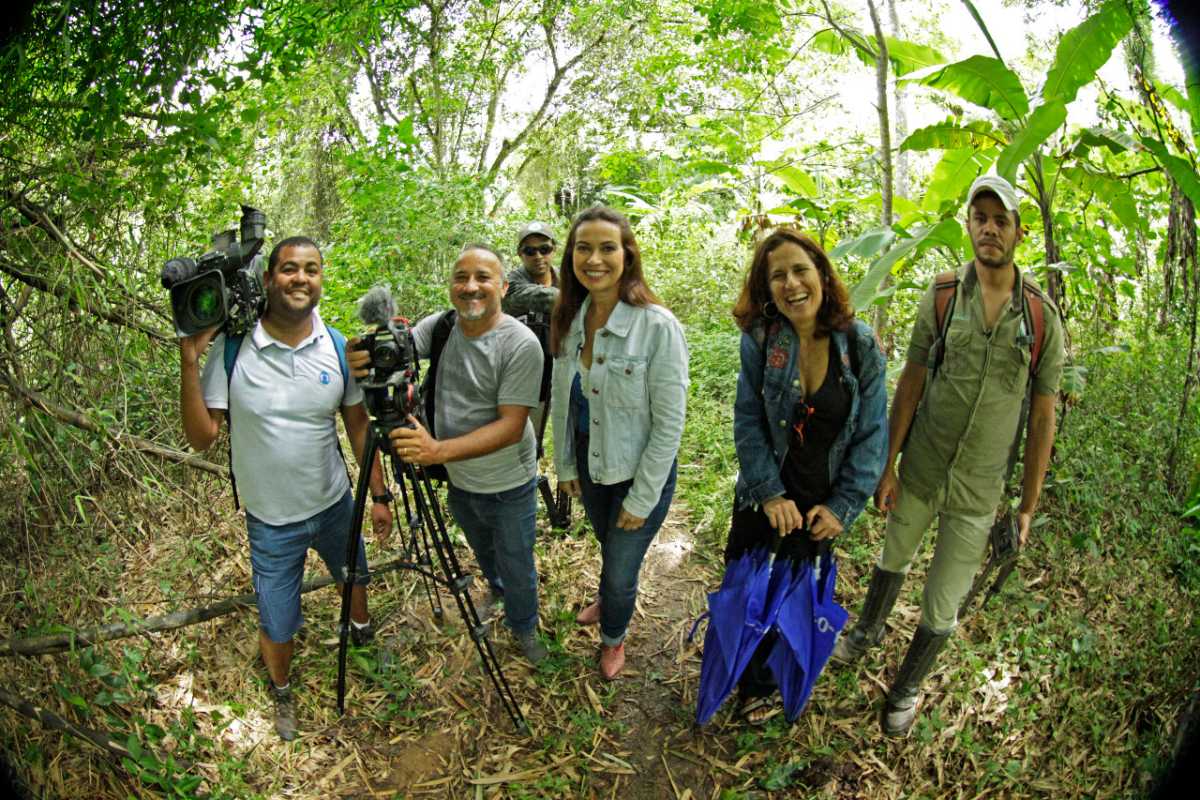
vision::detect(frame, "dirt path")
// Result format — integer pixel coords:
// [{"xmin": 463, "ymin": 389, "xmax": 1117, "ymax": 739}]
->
[{"xmin": 326, "ymin": 501, "xmax": 743, "ymax": 798}]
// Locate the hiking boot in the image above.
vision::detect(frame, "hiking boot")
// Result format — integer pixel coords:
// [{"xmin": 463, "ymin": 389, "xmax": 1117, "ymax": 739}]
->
[
  {"xmin": 269, "ymin": 684, "xmax": 298, "ymax": 741},
  {"xmin": 881, "ymin": 625, "xmax": 951, "ymax": 737},
  {"xmin": 516, "ymin": 631, "xmax": 548, "ymax": 664},
  {"xmin": 350, "ymin": 620, "xmax": 375, "ymax": 647},
  {"xmin": 832, "ymin": 566, "xmax": 905, "ymax": 664},
  {"xmin": 575, "ymin": 599, "xmax": 601, "ymax": 626},
  {"xmin": 599, "ymin": 642, "xmax": 625, "ymax": 680}
]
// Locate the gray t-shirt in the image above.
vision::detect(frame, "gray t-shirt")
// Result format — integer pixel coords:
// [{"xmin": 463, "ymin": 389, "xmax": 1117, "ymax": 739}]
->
[{"xmin": 412, "ymin": 313, "xmax": 542, "ymax": 493}]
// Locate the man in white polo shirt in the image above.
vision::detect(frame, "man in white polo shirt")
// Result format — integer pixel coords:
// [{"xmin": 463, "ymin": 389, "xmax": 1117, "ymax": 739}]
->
[{"xmin": 179, "ymin": 236, "xmax": 391, "ymax": 741}]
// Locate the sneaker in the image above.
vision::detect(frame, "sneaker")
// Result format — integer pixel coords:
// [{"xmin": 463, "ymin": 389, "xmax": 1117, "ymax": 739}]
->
[
  {"xmin": 599, "ymin": 642, "xmax": 625, "ymax": 680},
  {"xmin": 350, "ymin": 620, "xmax": 375, "ymax": 647},
  {"xmin": 516, "ymin": 631, "xmax": 548, "ymax": 664},
  {"xmin": 269, "ymin": 684, "xmax": 298, "ymax": 741}
]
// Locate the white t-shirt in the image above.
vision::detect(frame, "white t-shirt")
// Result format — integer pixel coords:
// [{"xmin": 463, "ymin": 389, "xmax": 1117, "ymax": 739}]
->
[{"xmin": 201, "ymin": 311, "xmax": 363, "ymax": 525}]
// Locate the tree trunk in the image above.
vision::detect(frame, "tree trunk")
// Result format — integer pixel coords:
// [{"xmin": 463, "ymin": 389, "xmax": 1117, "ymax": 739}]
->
[{"xmin": 867, "ymin": 0, "xmax": 894, "ymax": 339}]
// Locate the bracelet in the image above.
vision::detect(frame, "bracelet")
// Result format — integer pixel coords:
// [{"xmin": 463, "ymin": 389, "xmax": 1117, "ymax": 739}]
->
[{"xmin": 372, "ymin": 491, "xmax": 394, "ymax": 504}]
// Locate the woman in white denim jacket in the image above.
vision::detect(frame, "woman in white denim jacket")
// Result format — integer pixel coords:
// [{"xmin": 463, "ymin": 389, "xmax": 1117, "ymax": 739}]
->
[{"xmin": 550, "ymin": 206, "xmax": 689, "ymax": 680}]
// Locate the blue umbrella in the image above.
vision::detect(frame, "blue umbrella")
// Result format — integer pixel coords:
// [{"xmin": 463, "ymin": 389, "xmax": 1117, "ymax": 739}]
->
[
  {"xmin": 766, "ymin": 549, "xmax": 849, "ymax": 721},
  {"xmin": 693, "ymin": 547, "xmax": 786, "ymax": 725}
]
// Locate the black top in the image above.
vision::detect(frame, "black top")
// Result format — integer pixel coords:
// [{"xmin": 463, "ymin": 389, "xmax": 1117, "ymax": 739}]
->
[{"xmin": 780, "ymin": 340, "xmax": 851, "ymax": 509}]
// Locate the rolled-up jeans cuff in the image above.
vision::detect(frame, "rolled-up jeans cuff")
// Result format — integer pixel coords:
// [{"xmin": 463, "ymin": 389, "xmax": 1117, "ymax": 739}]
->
[{"xmin": 600, "ymin": 630, "xmax": 626, "ymax": 648}]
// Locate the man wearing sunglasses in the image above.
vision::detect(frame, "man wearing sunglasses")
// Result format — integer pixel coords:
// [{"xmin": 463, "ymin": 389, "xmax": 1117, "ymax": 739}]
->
[
  {"xmin": 505, "ymin": 221, "xmax": 559, "ymax": 317},
  {"xmin": 502, "ymin": 222, "xmax": 570, "ymax": 528}
]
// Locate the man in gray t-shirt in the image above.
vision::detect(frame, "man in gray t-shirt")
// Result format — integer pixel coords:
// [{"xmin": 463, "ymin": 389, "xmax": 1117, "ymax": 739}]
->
[{"xmin": 351, "ymin": 244, "xmax": 548, "ymax": 663}]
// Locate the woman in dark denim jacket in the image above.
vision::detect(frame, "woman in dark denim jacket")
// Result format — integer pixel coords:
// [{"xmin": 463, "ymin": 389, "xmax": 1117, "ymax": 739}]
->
[{"xmin": 728, "ymin": 228, "xmax": 888, "ymax": 722}]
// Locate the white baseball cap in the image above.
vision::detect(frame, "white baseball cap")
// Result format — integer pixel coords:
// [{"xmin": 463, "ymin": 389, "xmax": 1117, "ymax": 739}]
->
[{"xmin": 967, "ymin": 174, "xmax": 1019, "ymax": 212}]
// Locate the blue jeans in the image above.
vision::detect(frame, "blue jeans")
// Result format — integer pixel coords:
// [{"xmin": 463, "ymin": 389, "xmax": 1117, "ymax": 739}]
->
[
  {"xmin": 575, "ymin": 434, "xmax": 677, "ymax": 646},
  {"xmin": 446, "ymin": 476, "xmax": 540, "ymax": 635},
  {"xmin": 245, "ymin": 491, "xmax": 368, "ymax": 643}
]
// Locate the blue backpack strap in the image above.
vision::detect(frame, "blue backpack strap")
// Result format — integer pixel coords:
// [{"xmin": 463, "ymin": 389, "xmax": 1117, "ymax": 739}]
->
[
  {"xmin": 223, "ymin": 334, "xmax": 244, "ymax": 387},
  {"xmin": 222, "ymin": 334, "xmax": 245, "ymax": 511},
  {"xmin": 324, "ymin": 324, "xmax": 351, "ymax": 397}
]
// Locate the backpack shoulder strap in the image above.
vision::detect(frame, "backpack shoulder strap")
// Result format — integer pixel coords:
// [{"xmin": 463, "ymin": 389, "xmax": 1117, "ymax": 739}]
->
[
  {"xmin": 422, "ymin": 310, "xmax": 458, "ymax": 436},
  {"xmin": 324, "ymin": 324, "xmax": 351, "ymax": 396},
  {"xmin": 928, "ymin": 271, "xmax": 960, "ymax": 376},
  {"xmin": 223, "ymin": 334, "xmax": 244, "ymax": 386},
  {"xmin": 222, "ymin": 334, "xmax": 245, "ymax": 511},
  {"xmin": 1020, "ymin": 280, "xmax": 1047, "ymax": 376},
  {"xmin": 933, "ymin": 270, "xmax": 959, "ymax": 336},
  {"xmin": 751, "ymin": 320, "xmax": 767, "ymax": 350}
]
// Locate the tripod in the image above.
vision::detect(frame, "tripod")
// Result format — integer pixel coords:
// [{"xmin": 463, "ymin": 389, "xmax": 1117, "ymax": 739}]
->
[
  {"xmin": 522, "ymin": 309, "xmax": 571, "ymax": 530},
  {"xmin": 335, "ymin": 419, "xmax": 528, "ymax": 733}
]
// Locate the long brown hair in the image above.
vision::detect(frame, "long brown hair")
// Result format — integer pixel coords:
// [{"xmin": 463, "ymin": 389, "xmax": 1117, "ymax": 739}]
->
[
  {"xmin": 731, "ymin": 228, "xmax": 854, "ymax": 336},
  {"xmin": 550, "ymin": 206, "xmax": 661, "ymax": 355}
]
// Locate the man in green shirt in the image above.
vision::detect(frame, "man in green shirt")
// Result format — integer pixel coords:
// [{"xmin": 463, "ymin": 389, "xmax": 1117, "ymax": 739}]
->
[{"xmin": 833, "ymin": 175, "xmax": 1065, "ymax": 736}]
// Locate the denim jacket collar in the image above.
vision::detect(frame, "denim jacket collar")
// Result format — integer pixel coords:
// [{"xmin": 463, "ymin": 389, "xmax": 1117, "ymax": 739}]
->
[{"xmin": 575, "ymin": 295, "xmax": 637, "ymax": 339}]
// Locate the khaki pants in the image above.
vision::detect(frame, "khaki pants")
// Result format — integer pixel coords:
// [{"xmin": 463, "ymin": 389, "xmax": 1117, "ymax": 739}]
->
[{"xmin": 879, "ymin": 482, "xmax": 994, "ymax": 634}]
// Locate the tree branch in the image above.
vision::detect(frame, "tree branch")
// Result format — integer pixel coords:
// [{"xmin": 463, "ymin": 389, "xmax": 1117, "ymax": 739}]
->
[
  {"xmin": 0, "ymin": 370, "xmax": 226, "ymax": 476},
  {"xmin": 0, "ymin": 686, "xmax": 181, "ymax": 767},
  {"xmin": 0, "ymin": 260, "xmax": 168, "ymax": 341},
  {"xmin": 0, "ymin": 556, "xmax": 422, "ymax": 657},
  {"xmin": 483, "ymin": 26, "xmax": 615, "ymax": 185}
]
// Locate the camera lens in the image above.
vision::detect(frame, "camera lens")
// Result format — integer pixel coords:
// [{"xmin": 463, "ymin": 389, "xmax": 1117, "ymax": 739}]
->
[
  {"xmin": 184, "ymin": 280, "xmax": 223, "ymax": 328},
  {"xmin": 191, "ymin": 284, "xmax": 220, "ymax": 318},
  {"xmin": 374, "ymin": 340, "xmax": 400, "ymax": 369}
]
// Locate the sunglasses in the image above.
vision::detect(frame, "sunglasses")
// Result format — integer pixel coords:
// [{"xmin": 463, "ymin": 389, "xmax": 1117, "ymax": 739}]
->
[{"xmin": 520, "ymin": 243, "xmax": 554, "ymax": 257}]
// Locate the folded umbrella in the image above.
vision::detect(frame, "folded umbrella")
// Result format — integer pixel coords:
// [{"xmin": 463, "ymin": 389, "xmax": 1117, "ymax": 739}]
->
[
  {"xmin": 693, "ymin": 547, "xmax": 786, "ymax": 725},
  {"xmin": 766, "ymin": 547, "xmax": 849, "ymax": 721}
]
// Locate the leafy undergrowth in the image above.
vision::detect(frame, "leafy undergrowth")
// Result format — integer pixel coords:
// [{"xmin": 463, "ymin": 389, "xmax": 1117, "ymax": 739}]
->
[{"xmin": 1, "ymin": 331, "xmax": 1198, "ymax": 798}]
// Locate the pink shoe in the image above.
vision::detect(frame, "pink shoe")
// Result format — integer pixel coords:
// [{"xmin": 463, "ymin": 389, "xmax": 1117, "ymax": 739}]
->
[
  {"xmin": 599, "ymin": 643, "xmax": 625, "ymax": 680},
  {"xmin": 575, "ymin": 600, "xmax": 601, "ymax": 626}
]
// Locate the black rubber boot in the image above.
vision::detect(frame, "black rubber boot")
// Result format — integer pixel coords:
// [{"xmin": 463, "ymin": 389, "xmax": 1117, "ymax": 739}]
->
[
  {"xmin": 881, "ymin": 624, "xmax": 951, "ymax": 737},
  {"xmin": 831, "ymin": 566, "xmax": 905, "ymax": 663}
]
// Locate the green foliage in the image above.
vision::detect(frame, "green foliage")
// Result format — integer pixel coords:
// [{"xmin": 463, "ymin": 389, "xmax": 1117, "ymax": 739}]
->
[
  {"xmin": 906, "ymin": 55, "xmax": 1030, "ymax": 121},
  {"xmin": 810, "ymin": 28, "xmax": 947, "ymax": 76},
  {"xmin": 847, "ymin": 218, "xmax": 961, "ymax": 310},
  {"xmin": 900, "ymin": 118, "xmax": 1004, "ymax": 152},
  {"xmin": 1040, "ymin": 0, "xmax": 1134, "ymax": 106},
  {"xmin": 923, "ymin": 148, "xmax": 998, "ymax": 213},
  {"xmin": 996, "ymin": 101, "xmax": 1068, "ymax": 184}
]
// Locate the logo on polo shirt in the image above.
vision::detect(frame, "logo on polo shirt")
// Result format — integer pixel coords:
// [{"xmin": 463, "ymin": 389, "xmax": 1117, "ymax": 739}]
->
[{"xmin": 319, "ymin": 371, "xmax": 331, "ymax": 385}]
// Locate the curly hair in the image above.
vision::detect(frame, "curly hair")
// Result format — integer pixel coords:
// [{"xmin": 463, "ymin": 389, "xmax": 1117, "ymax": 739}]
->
[{"xmin": 731, "ymin": 228, "xmax": 854, "ymax": 337}]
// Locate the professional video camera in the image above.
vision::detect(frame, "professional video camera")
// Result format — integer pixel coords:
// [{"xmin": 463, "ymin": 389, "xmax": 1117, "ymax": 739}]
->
[
  {"xmin": 355, "ymin": 285, "xmax": 421, "ymax": 430},
  {"xmin": 160, "ymin": 205, "xmax": 268, "ymax": 337}
]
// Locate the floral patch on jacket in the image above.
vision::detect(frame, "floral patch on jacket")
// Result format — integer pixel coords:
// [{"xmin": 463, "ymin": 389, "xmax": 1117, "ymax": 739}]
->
[{"xmin": 765, "ymin": 320, "xmax": 789, "ymax": 369}]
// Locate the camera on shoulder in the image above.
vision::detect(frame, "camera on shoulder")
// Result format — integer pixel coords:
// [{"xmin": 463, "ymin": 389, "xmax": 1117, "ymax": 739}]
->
[{"xmin": 160, "ymin": 205, "xmax": 267, "ymax": 337}]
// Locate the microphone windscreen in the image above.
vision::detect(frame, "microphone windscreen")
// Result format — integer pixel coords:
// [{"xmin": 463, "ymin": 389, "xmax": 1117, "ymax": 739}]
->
[{"xmin": 357, "ymin": 284, "xmax": 395, "ymax": 327}]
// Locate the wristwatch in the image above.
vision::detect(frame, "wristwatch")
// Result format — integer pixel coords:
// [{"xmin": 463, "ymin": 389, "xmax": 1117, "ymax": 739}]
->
[{"xmin": 372, "ymin": 491, "xmax": 394, "ymax": 505}]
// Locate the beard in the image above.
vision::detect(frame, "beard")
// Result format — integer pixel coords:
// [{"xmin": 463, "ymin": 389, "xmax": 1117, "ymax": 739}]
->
[
  {"xmin": 973, "ymin": 239, "xmax": 1016, "ymax": 269},
  {"xmin": 455, "ymin": 293, "xmax": 492, "ymax": 322}
]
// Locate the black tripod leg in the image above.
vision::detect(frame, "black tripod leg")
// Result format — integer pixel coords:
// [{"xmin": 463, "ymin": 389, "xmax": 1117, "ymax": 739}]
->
[
  {"xmin": 336, "ymin": 425, "xmax": 378, "ymax": 715},
  {"xmin": 533, "ymin": 399, "xmax": 571, "ymax": 530},
  {"xmin": 537, "ymin": 474, "xmax": 556, "ymax": 522},
  {"xmin": 392, "ymin": 454, "xmax": 443, "ymax": 621},
  {"xmin": 409, "ymin": 465, "xmax": 529, "ymax": 733}
]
